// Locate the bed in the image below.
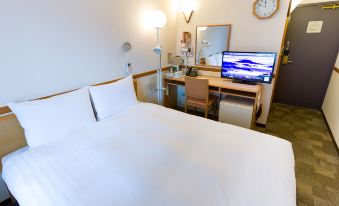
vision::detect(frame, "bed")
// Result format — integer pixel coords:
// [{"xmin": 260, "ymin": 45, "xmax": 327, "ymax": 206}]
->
[{"xmin": 1, "ymin": 102, "xmax": 296, "ymax": 206}]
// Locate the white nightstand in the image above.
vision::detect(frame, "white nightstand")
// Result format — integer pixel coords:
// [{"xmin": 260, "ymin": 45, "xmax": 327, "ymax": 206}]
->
[{"xmin": 0, "ymin": 175, "xmax": 10, "ymax": 203}]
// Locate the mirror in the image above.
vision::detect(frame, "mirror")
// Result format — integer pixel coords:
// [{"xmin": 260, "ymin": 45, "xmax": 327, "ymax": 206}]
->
[{"xmin": 195, "ymin": 25, "xmax": 231, "ymax": 67}]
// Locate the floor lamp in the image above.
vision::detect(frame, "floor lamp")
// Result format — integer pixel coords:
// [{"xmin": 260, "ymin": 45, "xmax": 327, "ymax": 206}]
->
[{"xmin": 151, "ymin": 10, "xmax": 167, "ymax": 105}]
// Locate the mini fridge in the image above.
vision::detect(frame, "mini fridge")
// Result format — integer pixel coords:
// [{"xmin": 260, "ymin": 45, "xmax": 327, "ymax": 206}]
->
[{"xmin": 219, "ymin": 96, "xmax": 254, "ymax": 129}]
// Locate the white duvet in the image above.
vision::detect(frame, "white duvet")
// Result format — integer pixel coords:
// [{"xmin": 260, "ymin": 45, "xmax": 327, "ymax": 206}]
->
[{"xmin": 2, "ymin": 103, "xmax": 296, "ymax": 206}]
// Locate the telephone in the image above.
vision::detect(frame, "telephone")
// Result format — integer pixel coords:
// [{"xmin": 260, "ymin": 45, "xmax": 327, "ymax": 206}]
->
[{"xmin": 186, "ymin": 68, "xmax": 198, "ymax": 77}]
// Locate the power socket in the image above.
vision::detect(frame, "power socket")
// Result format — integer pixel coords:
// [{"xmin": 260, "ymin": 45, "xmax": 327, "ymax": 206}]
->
[{"xmin": 126, "ymin": 63, "xmax": 132, "ymax": 75}]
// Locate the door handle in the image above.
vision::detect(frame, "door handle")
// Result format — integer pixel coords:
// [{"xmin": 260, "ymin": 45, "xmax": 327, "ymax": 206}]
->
[{"xmin": 282, "ymin": 60, "xmax": 293, "ymax": 65}]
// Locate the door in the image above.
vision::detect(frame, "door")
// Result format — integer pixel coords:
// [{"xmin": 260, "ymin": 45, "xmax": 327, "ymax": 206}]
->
[{"xmin": 274, "ymin": 4, "xmax": 339, "ymax": 109}]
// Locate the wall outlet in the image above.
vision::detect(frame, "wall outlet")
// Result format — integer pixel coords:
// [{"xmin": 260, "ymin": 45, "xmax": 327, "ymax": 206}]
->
[{"xmin": 126, "ymin": 63, "xmax": 132, "ymax": 75}]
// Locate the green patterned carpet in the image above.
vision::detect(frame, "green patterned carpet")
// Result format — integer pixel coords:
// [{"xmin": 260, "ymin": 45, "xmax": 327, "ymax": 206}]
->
[{"xmin": 256, "ymin": 103, "xmax": 339, "ymax": 206}]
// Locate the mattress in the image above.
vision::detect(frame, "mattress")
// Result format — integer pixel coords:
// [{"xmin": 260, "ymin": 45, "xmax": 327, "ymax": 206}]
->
[{"xmin": 2, "ymin": 103, "xmax": 296, "ymax": 206}]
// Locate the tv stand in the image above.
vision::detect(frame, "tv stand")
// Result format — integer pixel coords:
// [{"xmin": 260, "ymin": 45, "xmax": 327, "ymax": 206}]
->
[{"xmin": 232, "ymin": 79, "xmax": 258, "ymax": 85}]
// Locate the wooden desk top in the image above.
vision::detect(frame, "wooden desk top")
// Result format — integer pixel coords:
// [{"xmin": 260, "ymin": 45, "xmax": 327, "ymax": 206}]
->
[{"xmin": 164, "ymin": 76, "xmax": 263, "ymax": 94}]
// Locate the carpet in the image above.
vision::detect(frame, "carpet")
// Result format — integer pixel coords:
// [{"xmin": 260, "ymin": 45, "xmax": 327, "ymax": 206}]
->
[{"xmin": 256, "ymin": 103, "xmax": 339, "ymax": 206}]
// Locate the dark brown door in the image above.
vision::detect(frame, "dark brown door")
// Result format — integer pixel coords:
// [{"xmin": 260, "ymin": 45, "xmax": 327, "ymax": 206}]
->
[{"xmin": 274, "ymin": 5, "xmax": 339, "ymax": 109}]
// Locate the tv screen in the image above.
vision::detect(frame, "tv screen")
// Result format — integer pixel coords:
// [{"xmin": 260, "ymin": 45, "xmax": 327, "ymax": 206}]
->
[{"xmin": 221, "ymin": 52, "xmax": 277, "ymax": 84}]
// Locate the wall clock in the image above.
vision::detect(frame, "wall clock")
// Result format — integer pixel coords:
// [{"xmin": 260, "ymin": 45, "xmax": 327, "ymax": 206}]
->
[
  {"xmin": 123, "ymin": 42, "xmax": 132, "ymax": 52},
  {"xmin": 253, "ymin": 0, "xmax": 280, "ymax": 19}
]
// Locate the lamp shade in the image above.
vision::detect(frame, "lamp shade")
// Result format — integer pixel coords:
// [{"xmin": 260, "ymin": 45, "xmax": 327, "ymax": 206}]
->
[{"xmin": 150, "ymin": 10, "xmax": 167, "ymax": 28}]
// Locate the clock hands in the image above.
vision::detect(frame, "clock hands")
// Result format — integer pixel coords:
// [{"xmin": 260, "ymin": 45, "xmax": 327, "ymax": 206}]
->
[{"xmin": 258, "ymin": 0, "xmax": 268, "ymax": 8}]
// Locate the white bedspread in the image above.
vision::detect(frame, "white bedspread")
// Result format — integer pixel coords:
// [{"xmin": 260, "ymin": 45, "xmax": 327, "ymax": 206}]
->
[{"xmin": 2, "ymin": 103, "xmax": 296, "ymax": 206}]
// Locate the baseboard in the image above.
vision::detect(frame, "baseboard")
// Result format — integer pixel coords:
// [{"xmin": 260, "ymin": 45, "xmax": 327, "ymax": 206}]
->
[{"xmin": 321, "ymin": 110, "xmax": 339, "ymax": 156}]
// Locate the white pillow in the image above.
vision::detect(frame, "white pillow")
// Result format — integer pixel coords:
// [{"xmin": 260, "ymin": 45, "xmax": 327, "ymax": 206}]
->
[
  {"xmin": 205, "ymin": 55, "xmax": 217, "ymax": 66},
  {"xmin": 8, "ymin": 88, "xmax": 96, "ymax": 148},
  {"xmin": 89, "ymin": 75, "xmax": 138, "ymax": 121}
]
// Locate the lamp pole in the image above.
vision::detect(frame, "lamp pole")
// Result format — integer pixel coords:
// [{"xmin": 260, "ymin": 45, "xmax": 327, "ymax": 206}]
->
[
  {"xmin": 156, "ymin": 27, "xmax": 164, "ymax": 105},
  {"xmin": 150, "ymin": 10, "xmax": 166, "ymax": 105}
]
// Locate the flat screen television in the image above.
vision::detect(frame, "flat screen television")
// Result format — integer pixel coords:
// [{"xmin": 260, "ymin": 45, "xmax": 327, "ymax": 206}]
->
[{"xmin": 221, "ymin": 51, "xmax": 277, "ymax": 84}]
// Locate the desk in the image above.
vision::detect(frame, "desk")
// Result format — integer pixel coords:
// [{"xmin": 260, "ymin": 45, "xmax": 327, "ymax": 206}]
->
[{"xmin": 164, "ymin": 76, "xmax": 263, "ymax": 127}]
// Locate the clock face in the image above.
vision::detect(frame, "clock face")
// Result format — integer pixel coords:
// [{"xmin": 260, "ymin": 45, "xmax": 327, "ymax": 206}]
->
[{"xmin": 254, "ymin": 0, "xmax": 279, "ymax": 19}]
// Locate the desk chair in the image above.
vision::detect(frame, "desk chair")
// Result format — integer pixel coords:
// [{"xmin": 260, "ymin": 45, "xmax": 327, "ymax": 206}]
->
[{"xmin": 184, "ymin": 77, "xmax": 218, "ymax": 118}]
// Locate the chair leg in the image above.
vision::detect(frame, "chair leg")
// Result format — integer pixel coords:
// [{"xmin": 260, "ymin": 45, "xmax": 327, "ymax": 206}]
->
[
  {"xmin": 185, "ymin": 103, "xmax": 188, "ymax": 113},
  {"xmin": 205, "ymin": 106, "xmax": 208, "ymax": 118}
]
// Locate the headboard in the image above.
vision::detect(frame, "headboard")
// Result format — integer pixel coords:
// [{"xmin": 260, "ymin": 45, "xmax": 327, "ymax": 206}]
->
[
  {"xmin": 0, "ymin": 79, "xmax": 138, "ymax": 172},
  {"xmin": 0, "ymin": 114, "xmax": 26, "ymax": 171}
]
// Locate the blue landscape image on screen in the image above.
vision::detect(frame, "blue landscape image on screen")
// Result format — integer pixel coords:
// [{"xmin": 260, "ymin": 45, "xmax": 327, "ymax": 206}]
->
[{"xmin": 221, "ymin": 52, "xmax": 276, "ymax": 83}]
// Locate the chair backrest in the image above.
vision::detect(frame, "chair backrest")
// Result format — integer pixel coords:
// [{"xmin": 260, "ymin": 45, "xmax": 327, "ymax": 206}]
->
[{"xmin": 185, "ymin": 77, "xmax": 209, "ymax": 101}]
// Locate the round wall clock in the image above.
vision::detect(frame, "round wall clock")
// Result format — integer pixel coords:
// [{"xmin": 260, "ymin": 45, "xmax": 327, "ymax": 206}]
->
[
  {"xmin": 253, "ymin": 0, "xmax": 280, "ymax": 19},
  {"xmin": 123, "ymin": 42, "xmax": 132, "ymax": 52}
]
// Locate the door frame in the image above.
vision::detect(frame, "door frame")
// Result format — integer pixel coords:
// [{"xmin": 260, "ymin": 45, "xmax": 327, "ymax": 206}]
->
[
  {"xmin": 268, "ymin": 0, "xmax": 292, "ymax": 112},
  {"xmin": 271, "ymin": 1, "xmax": 339, "ymax": 109}
]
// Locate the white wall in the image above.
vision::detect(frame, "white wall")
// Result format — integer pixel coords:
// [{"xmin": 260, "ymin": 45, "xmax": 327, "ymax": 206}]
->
[
  {"xmin": 176, "ymin": 0, "xmax": 289, "ymax": 124},
  {"xmin": 323, "ymin": 53, "xmax": 339, "ymax": 146},
  {"xmin": 0, "ymin": 0, "xmax": 178, "ymax": 105}
]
